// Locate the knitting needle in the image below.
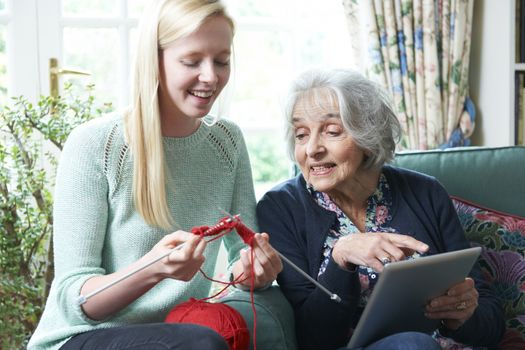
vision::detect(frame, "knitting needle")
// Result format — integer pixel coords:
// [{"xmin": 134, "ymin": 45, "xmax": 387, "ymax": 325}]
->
[
  {"xmin": 276, "ymin": 252, "xmax": 341, "ymax": 303},
  {"xmin": 77, "ymin": 218, "xmax": 241, "ymax": 305},
  {"xmin": 77, "ymin": 213, "xmax": 342, "ymax": 305},
  {"xmin": 218, "ymin": 209, "xmax": 341, "ymax": 303},
  {"xmin": 77, "ymin": 242, "xmax": 187, "ymax": 305}
]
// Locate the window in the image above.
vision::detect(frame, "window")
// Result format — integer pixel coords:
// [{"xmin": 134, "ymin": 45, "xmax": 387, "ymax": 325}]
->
[
  {"xmin": 223, "ymin": 0, "xmax": 353, "ymax": 196},
  {"xmin": 2, "ymin": 0, "xmax": 353, "ymax": 197},
  {"xmin": 59, "ymin": 0, "xmax": 147, "ymax": 108}
]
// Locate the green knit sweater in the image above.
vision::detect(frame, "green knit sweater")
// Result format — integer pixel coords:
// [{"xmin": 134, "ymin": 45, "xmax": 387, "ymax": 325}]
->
[{"xmin": 28, "ymin": 114, "xmax": 256, "ymax": 350}]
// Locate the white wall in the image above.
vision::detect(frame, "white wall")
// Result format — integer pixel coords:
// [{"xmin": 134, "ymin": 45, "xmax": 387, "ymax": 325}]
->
[{"xmin": 469, "ymin": 0, "xmax": 514, "ymax": 146}]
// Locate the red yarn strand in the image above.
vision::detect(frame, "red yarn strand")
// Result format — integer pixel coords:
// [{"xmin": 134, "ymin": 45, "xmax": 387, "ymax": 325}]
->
[
  {"xmin": 166, "ymin": 216, "xmax": 261, "ymax": 350},
  {"xmin": 249, "ymin": 243, "xmax": 257, "ymax": 350},
  {"xmin": 200, "ymin": 271, "xmax": 249, "ymax": 301}
]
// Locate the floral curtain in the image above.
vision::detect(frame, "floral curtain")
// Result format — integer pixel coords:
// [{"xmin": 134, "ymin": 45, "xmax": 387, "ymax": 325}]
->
[{"xmin": 342, "ymin": 0, "xmax": 475, "ymax": 150}]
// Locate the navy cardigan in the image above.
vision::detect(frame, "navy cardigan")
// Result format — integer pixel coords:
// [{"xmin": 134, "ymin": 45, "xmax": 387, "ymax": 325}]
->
[{"xmin": 256, "ymin": 165, "xmax": 504, "ymax": 350}]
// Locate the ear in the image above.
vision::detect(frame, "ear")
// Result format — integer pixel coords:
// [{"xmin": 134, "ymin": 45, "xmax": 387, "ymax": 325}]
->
[
  {"xmin": 158, "ymin": 51, "xmax": 165, "ymax": 82},
  {"xmin": 360, "ymin": 151, "xmax": 372, "ymax": 169},
  {"xmin": 158, "ymin": 49, "xmax": 164, "ymax": 65}
]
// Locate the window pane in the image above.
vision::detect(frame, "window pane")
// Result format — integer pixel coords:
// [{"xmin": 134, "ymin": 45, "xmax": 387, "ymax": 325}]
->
[
  {"xmin": 295, "ymin": 0, "xmax": 340, "ymax": 18},
  {"xmin": 62, "ymin": 0, "xmax": 118, "ymax": 17},
  {"xmin": 226, "ymin": 0, "xmax": 290, "ymax": 18},
  {"xmin": 0, "ymin": 25, "xmax": 7, "ymax": 102},
  {"xmin": 0, "ymin": 0, "xmax": 6, "ymax": 12},
  {"xmin": 231, "ymin": 29, "xmax": 292, "ymax": 127},
  {"xmin": 294, "ymin": 29, "xmax": 352, "ymax": 70},
  {"xmin": 129, "ymin": 27, "xmax": 138, "ymax": 59},
  {"xmin": 128, "ymin": 0, "xmax": 148, "ymax": 18},
  {"xmin": 246, "ymin": 131, "xmax": 290, "ymax": 199},
  {"xmin": 295, "ymin": 1, "xmax": 352, "ymax": 69},
  {"xmin": 63, "ymin": 28, "xmax": 119, "ymax": 105},
  {"xmin": 230, "ymin": 29, "xmax": 293, "ymax": 189}
]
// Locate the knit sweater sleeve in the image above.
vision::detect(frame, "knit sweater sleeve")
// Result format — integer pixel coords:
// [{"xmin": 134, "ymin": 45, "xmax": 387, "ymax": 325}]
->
[{"xmin": 52, "ymin": 118, "xmax": 111, "ymax": 325}]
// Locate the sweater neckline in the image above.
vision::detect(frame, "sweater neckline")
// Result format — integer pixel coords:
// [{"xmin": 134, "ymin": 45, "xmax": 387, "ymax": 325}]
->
[{"xmin": 162, "ymin": 120, "xmax": 211, "ymax": 151}]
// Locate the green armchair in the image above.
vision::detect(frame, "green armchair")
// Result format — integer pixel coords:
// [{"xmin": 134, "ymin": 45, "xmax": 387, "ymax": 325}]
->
[
  {"xmin": 393, "ymin": 146, "xmax": 525, "ymax": 217},
  {"xmin": 394, "ymin": 146, "xmax": 525, "ymax": 350}
]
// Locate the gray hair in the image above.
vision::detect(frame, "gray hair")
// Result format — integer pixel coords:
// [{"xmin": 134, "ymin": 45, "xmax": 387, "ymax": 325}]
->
[{"xmin": 284, "ymin": 68, "xmax": 402, "ymax": 170}]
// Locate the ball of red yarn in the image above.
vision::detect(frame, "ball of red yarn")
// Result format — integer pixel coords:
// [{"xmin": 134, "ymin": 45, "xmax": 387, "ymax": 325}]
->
[{"xmin": 165, "ymin": 298, "xmax": 250, "ymax": 350}]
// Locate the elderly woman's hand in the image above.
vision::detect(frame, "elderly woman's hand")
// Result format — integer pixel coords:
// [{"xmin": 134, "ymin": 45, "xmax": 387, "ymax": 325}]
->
[
  {"xmin": 232, "ymin": 232, "xmax": 283, "ymax": 289},
  {"xmin": 425, "ymin": 277, "xmax": 479, "ymax": 330},
  {"xmin": 332, "ymin": 232, "xmax": 429, "ymax": 272}
]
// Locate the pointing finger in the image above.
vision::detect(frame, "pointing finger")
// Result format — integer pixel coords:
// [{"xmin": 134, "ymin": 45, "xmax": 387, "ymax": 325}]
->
[{"xmin": 387, "ymin": 233, "xmax": 429, "ymax": 253}]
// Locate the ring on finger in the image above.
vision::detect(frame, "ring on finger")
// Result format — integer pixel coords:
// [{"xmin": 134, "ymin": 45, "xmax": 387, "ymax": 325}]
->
[
  {"xmin": 379, "ymin": 256, "xmax": 392, "ymax": 265},
  {"xmin": 455, "ymin": 301, "xmax": 467, "ymax": 311}
]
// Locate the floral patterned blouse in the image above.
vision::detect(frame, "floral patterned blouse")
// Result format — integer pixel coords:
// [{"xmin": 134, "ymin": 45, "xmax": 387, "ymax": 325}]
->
[{"xmin": 309, "ymin": 173, "xmax": 404, "ymax": 306}]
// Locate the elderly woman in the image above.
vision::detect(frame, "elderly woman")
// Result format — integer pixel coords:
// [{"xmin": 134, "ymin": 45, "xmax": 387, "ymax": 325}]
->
[{"xmin": 256, "ymin": 69, "xmax": 504, "ymax": 350}]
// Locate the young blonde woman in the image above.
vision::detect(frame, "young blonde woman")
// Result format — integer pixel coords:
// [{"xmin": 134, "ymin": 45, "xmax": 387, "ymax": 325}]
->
[{"xmin": 28, "ymin": 1, "xmax": 282, "ymax": 349}]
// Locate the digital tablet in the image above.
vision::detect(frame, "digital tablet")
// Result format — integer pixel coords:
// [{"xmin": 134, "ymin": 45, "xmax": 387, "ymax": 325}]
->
[{"xmin": 347, "ymin": 246, "xmax": 482, "ymax": 349}]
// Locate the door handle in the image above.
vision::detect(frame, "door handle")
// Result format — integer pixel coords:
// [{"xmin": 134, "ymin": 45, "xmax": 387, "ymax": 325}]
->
[{"xmin": 49, "ymin": 58, "xmax": 90, "ymax": 97}]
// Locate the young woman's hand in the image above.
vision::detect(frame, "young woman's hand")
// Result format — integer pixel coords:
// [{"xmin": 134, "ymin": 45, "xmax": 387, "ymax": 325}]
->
[
  {"xmin": 232, "ymin": 233, "xmax": 283, "ymax": 289},
  {"xmin": 150, "ymin": 230, "xmax": 207, "ymax": 282},
  {"xmin": 80, "ymin": 230, "xmax": 205, "ymax": 320}
]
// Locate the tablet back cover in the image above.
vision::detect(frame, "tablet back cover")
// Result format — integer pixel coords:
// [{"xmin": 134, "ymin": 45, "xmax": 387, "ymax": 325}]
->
[{"xmin": 347, "ymin": 246, "xmax": 481, "ymax": 349}]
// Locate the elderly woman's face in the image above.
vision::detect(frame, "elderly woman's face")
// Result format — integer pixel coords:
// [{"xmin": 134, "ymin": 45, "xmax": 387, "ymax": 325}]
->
[{"xmin": 292, "ymin": 89, "xmax": 366, "ymax": 194}]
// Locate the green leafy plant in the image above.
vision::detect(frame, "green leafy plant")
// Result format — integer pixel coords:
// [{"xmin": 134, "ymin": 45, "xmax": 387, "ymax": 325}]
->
[
  {"xmin": 246, "ymin": 133, "xmax": 290, "ymax": 184},
  {"xmin": 0, "ymin": 83, "xmax": 112, "ymax": 349}
]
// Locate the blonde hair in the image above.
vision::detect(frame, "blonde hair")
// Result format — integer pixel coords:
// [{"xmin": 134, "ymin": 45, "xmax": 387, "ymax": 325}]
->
[{"xmin": 125, "ymin": 0, "xmax": 234, "ymax": 229}]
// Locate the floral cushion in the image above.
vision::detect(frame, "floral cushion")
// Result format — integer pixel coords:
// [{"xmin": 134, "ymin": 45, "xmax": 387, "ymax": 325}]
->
[{"xmin": 451, "ymin": 196, "xmax": 525, "ymax": 350}]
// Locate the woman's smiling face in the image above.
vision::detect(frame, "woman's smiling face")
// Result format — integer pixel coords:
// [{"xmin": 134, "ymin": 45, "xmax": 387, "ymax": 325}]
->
[
  {"xmin": 292, "ymin": 88, "xmax": 366, "ymax": 194},
  {"xmin": 158, "ymin": 15, "xmax": 232, "ymax": 131}
]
